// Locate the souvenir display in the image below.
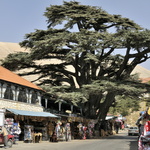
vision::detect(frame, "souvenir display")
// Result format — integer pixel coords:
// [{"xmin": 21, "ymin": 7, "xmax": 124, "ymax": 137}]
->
[
  {"xmin": 4, "ymin": 118, "xmax": 14, "ymax": 132},
  {"xmin": 24, "ymin": 125, "xmax": 34, "ymax": 142},
  {"xmin": 11, "ymin": 123, "xmax": 21, "ymax": 141},
  {"xmin": 65, "ymin": 123, "xmax": 71, "ymax": 141}
]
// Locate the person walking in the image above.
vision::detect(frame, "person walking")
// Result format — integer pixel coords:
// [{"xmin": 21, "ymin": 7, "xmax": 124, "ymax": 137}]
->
[{"xmin": 0, "ymin": 126, "xmax": 9, "ymax": 149}]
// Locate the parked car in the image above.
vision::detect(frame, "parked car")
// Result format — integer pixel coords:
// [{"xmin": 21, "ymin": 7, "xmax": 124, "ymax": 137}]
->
[{"xmin": 128, "ymin": 126, "xmax": 139, "ymax": 136}]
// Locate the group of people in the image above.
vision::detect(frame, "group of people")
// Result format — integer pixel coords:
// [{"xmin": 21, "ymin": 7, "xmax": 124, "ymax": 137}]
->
[
  {"xmin": 136, "ymin": 107, "xmax": 150, "ymax": 136},
  {"xmin": 136, "ymin": 107, "xmax": 150, "ymax": 149}
]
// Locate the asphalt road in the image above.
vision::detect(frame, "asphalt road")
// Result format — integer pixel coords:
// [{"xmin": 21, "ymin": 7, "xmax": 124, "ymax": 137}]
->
[{"xmin": 0, "ymin": 130, "xmax": 138, "ymax": 150}]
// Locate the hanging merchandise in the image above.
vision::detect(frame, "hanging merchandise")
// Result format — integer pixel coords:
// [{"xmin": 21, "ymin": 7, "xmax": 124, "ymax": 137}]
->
[
  {"xmin": 55, "ymin": 123, "xmax": 61, "ymax": 139},
  {"xmin": 11, "ymin": 123, "xmax": 21, "ymax": 141},
  {"xmin": 77, "ymin": 123, "xmax": 83, "ymax": 131},
  {"xmin": 24, "ymin": 125, "xmax": 34, "ymax": 142},
  {"xmin": 65, "ymin": 123, "xmax": 71, "ymax": 141},
  {"xmin": 58, "ymin": 124, "xmax": 65, "ymax": 141},
  {"xmin": 82, "ymin": 125, "xmax": 87, "ymax": 140},
  {"xmin": 77, "ymin": 123, "xmax": 83, "ymax": 139},
  {"xmin": 48, "ymin": 122, "xmax": 55, "ymax": 137},
  {"xmin": 88, "ymin": 121, "xmax": 95, "ymax": 138},
  {"xmin": 4, "ymin": 118, "xmax": 14, "ymax": 132}
]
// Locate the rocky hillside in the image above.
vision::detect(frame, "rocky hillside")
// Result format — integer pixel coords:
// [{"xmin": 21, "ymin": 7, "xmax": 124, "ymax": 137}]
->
[{"xmin": 125, "ymin": 102, "xmax": 148, "ymax": 126}]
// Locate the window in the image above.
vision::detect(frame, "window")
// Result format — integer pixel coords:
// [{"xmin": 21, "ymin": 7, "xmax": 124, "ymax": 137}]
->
[
  {"xmin": 18, "ymin": 88, "xmax": 27, "ymax": 102},
  {"xmin": 4, "ymin": 85, "xmax": 13, "ymax": 100},
  {"xmin": 31, "ymin": 91, "xmax": 37, "ymax": 104}
]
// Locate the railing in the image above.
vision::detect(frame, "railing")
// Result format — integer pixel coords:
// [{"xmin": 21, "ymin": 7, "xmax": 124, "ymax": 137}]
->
[{"xmin": 0, "ymin": 98, "xmax": 43, "ymax": 112}]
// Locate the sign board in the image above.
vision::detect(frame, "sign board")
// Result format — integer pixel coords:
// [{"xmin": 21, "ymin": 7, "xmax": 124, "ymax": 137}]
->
[{"xmin": 0, "ymin": 109, "xmax": 5, "ymax": 126}]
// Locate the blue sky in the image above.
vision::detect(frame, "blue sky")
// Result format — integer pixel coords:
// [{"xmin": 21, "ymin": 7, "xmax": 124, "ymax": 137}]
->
[{"xmin": 0, "ymin": 0, "xmax": 150, "ymax": 70}]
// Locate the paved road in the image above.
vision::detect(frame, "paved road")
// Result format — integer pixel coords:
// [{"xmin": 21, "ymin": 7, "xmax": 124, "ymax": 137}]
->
[{"xmin": 0, "ymin": 130, "xmax": 138, "ymax": 150}]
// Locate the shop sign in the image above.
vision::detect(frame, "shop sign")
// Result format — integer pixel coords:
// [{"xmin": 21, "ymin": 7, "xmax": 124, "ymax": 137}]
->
[{"xmin": 0, "ymin": 109, "xmax": 5, "ymax": 126}]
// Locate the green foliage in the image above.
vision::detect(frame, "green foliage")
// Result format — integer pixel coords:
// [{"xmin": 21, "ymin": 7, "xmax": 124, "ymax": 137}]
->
[
  {"xmin": 109, "ymin": 96, "xmax": 140, "ymax": 116},
  {"xmin": 41, "ymin": 85, "xmax": 87, "ymax": 106},
  {"xmin": 82, "ymin": 79, "xmax": 147, "ymax": 97},
  {"xmin": 1, "ymin": 1, "xmax": 150, "ymax": 120},
  {"xmin": 0, "ymin": 52, "xmax": 34, "ymax": 71}
]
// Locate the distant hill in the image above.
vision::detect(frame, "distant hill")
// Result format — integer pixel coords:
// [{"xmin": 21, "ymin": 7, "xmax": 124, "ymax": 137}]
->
[
  {"xmin": 132, "ymin": 65, "xmax": 150, "ymax": 79},
  {"xmin": 0, "ymin": 42, "xmax": 27, "ymax": 59},
  {"xmin": 0, "ymin": 42, "xmax": 150, "ymax": 82}
]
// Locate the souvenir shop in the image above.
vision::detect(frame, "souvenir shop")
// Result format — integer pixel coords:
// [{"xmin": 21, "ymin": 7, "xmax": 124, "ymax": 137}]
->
[
  {"xmin": 49, "ymin": 115, "xmax": 97, "ymax": 141},
  {"xmin": 2, "ymin": 108, "xmax": 97, "ymax": 142},
  {"xmin": 67, "ymin": 116, "xmax": 97, "ymax": 140},
  {"xmin": 4, "ymin": 108, "xmax": 59, "ymax": 143},
  {"xmin": 50, "ymin": 115, "xmax": 72, "ymax": 142}
]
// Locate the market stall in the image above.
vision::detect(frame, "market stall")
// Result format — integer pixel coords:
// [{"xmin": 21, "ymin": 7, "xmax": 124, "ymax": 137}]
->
[{"xmin": 5, "ymin": 108, "xmax": 59, "ymax": 142}]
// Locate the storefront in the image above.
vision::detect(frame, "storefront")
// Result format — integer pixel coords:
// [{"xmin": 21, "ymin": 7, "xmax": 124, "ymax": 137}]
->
[
  {"xmin": 4, "ymin": 108, "xmax": 59, "ymax": 143},
  {"xmin": 2, "ymin": 107, "xmax": 99, "ymax": 143},
  {"xmin": 49, "ymin": 115, "xmax": 96, "ymax": 141},
  {"xmin": 67, "ymin": 116, "xmax": 97, "ymax": 139}
]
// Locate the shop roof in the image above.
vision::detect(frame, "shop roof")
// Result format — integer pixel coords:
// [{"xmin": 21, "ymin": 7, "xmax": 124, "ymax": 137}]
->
[
  {"xmin": 7, "ymin": 108, "xmax": 58, "ymax": 118},
  {"xmin": 0, "ymin": 66, "xmax": 42, "ymax": 90}
]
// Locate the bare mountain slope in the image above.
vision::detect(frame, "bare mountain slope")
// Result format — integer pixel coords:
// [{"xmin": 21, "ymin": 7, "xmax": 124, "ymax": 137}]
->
[
  {"xmin": 132, "ymin": 65, "xmax": 150, "ymax": 78},
  {"xmin": 0, "ymin": 42, "xmax": 150, "ymax": 82},
  {"xmin": 0, "ymin": 42, "xmax": 27, "ymax": 59}
]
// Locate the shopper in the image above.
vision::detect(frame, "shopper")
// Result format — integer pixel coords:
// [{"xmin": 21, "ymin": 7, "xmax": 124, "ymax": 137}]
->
[{"xmin": 0, "ymin": 126, "xmax": 9, "ymax": 149}]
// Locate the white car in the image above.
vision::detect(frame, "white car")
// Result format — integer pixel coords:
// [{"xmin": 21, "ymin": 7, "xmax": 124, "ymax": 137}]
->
[{"xmin": 128, "ymin": 127, "xmax": 139, "ymax": 136}]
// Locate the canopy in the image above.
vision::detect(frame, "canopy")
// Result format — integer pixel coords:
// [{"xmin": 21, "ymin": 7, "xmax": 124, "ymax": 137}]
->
[{"xmin": 6, "ymin": 108, "xmax": 58, "ymax": 118}]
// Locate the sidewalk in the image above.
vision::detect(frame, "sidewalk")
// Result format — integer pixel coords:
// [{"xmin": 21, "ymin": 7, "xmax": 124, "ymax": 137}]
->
[
  {"xmin": 1, "ymin": 130, "xmax": 128, "ymax": 149},
  {"xmin": 4, "ymin": 140, "xmax": 81, "ymax": 150}
]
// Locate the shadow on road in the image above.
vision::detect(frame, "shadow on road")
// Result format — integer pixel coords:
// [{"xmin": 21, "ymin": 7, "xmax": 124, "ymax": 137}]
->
[
  {"xmin": 106, "ymin": 134, "xmax": 137, "ymax": 140},
  {"xmin": 129, "ymin": 140, "xmax": 138, "ymax": 150},
  {"xmin": 102, "ymin": 131, "xmax": 138, "ymax": 150}
]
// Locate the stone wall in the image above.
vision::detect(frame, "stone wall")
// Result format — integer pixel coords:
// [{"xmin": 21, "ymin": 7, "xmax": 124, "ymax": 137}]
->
[{"xmin": 0, "ymin": 98, "xmax": 43, "ymax": 112}]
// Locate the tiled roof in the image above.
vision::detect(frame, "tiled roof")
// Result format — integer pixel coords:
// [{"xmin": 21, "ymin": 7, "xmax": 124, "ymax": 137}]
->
[{"xmin": 0, "ymin": 66, "xmax": 42, "ymax": 90}]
